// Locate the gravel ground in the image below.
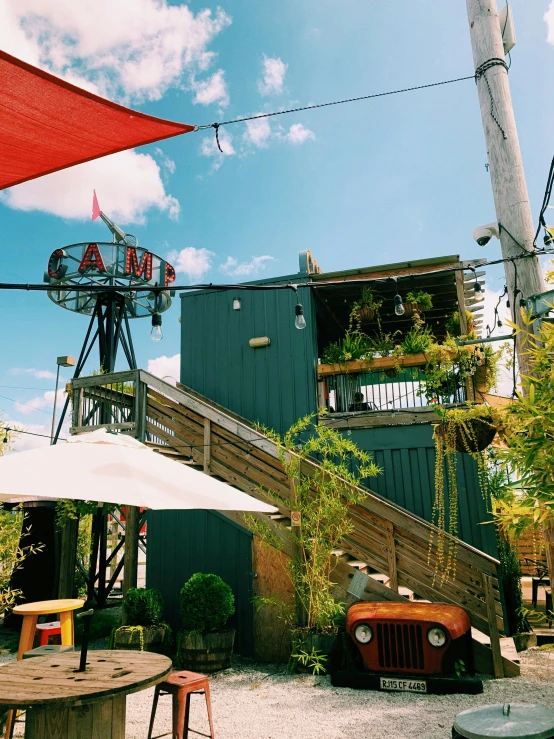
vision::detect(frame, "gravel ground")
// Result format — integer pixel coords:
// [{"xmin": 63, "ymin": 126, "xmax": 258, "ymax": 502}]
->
[{"xmin": 7, "ymin": 648, "xmax": 554, "ymax": 738}]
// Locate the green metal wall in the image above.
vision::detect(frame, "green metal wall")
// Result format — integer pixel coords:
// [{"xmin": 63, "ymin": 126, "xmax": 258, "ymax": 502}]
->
[
  {"xmin": 180, "ymin": 279, "xmax": 318, "ymax": 435},
  {"xmin": 146, "ymin": 510, "xmax": 254, "ymax": 656},
  {"xmin": 346, "ymin": 424, "xmax": 498, "ymax": 558}
]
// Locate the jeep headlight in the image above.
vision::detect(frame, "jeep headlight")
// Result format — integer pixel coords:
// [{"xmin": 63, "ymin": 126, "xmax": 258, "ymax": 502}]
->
[
  {"xmin": 427, "ymin": 626, "xmax": 447, "ymax": 648},
  {"xmin": 354, "ymin": 624, "xmax": 373, "ymax": 644}
]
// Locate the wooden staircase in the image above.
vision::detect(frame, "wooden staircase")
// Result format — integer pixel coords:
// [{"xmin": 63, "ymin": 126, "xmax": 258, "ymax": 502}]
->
[{"xmin": 70, "ymin": 370, "xmax": 518, "ymax": 678}]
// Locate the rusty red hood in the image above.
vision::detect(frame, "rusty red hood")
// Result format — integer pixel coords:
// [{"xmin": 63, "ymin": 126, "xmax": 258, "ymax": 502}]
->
[{"xmin": 347, "ymin": 601, "xmax": 471, "ymax": 641}]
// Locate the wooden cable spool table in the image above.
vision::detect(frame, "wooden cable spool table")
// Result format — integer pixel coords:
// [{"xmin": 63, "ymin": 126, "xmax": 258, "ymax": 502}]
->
[{"xmin": 0, "ymin": 650, "xmax": 171, "ymax": 739}]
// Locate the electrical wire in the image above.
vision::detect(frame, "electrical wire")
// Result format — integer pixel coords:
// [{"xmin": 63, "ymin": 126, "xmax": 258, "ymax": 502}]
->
[
  {"xmin": 194, "ymin": 74, "xmax": 476, "ymax": 138},
  {"xmin": 486, "ymin": 286, "xmax": 508, "ymax": 338},
  {"xmin": 0, "ymin": 392, "xmax": 53, "ymax": 415},
  {"xmin": 1, "ymin": 247, "xmax": 550, "ymax": 297},
  {"xmin": 2, "ymin": 426, "xmax": 66, "ymax": 441},
  {"xmin": 534, "ymin": 155, "xmax": 554, "ymax": 247}
]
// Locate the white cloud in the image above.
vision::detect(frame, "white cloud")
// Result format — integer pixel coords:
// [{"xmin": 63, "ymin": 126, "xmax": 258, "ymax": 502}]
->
[
  {"xmin": 0, "ymin": 0, "xmax": 232, "ymax": 105},
  {"xmin": 243, "ymin": 117, "xmax": 272, "ymax": 148},
  {"xmin": 14, "ymin": 389, "xmax": 66, "ymax": 416},
  {"xmin": 168, "ymin": 246, "xmax": 214, "ymax": 280},
  {"xmin": 153, "ymin": 148, "xmax": 176, "ymax": 176},
  {"xmin": 0, "ymin": 149, "xmax": 179, "ymax": 224},
  {"xmin": 285, "ymin": 123, "xmax": 315, "ymax": 145},
  {"xmin": 147, "ymin": 354, "xmax": 181, "ymax": 385},
  {"xmin": 11, "ymin": 368, "xmax": 56, "ymax": 380},
  {"xmin": 220, "ymin": 255, "xmax": 274, "ymax": 277},
  {"xmin": 193, "ymin": 70, "xmax": 229, "ymax": 107},
  {"xmin": 545, "ymin": 2, "xmax": 554, "ymax": 43},
  {"xmin": 257, "ymin": 55, "xmax": 287, "ymax": 96}
]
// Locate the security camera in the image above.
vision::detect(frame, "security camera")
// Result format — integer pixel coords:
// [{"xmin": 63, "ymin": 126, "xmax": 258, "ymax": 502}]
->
[{"xmin": 472, "ymin": 222, "xmax": 500, "ymax": 247}]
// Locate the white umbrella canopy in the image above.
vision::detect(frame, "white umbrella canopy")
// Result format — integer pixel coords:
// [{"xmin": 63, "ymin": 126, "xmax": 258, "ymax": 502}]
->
[{"xmin": 0, "ymin": 429, "xmax": 275, "ymax": 513}]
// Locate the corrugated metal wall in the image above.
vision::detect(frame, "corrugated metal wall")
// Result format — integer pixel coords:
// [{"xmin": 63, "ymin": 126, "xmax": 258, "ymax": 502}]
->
[
  {"xmin": 347, "ymin": 424, "xmax": 498, "ymax": 558},
  {"xmin": 146, "ymin": 510, "xmax": 254, "ymax": 656},
  {"xmin": 180, "ymin": 280, "xmax": 318, "ymax": 435}
]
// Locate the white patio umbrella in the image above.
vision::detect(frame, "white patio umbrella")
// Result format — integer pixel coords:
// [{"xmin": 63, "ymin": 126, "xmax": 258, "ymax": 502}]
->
[{"xmin": 0, "ymin": 429, "xmax": 275, "ymax": 513}]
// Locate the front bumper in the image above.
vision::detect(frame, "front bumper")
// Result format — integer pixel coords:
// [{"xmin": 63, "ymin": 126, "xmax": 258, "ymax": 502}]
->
[{"xmin": 330, "ymin": 669, "xmax": 483, "ymax": 695}]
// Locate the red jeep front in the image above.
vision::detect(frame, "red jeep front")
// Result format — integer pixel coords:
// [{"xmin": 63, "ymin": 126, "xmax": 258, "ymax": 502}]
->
[{"xmin": 331, "ymin": 601, "xmax": 482, "ymax": 694}]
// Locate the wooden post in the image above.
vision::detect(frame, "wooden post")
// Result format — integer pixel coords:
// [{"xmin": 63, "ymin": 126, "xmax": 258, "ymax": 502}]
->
[
  {"xmin": 57, "ymin": 518, "xmax": 79, "ymax": 599},
  {"xmin": 122, "ymin": 506, "xmax": 140, "ymax": 624},
  {"xmin": 384, "ymin": 521, "xmax": 398, "ymax": 592},
  {"xmin": 483, "ymin": 573, "xmax": 504, "ymax": 678},
  {"xmin": 466, "ymin": 0, "xmax": 545, "ymax": 376},
  {"xmin": 203, "ymin": 418, "xmax": 211, "ymax": 473}
]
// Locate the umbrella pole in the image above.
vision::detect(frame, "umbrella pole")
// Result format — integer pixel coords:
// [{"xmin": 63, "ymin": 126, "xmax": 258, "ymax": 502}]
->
[{"xmin": 122, "ymin": 506, "xmax": 140, "ymax": 623}]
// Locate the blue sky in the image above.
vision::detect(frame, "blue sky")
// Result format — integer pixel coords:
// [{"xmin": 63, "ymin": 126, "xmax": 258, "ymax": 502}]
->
[{"xmin": 0, "ymin": 0, "xmax": 553, "ymax": 447}]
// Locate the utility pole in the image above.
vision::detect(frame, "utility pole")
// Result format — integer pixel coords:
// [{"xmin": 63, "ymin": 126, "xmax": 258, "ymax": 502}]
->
[{"xmin": 466, "ymin": 0, "xmax": 545, "ymax": 373}]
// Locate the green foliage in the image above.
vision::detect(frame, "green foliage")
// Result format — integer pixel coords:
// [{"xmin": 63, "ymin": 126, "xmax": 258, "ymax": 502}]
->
[
  {"xmin": 405, "ymin": 290, "xmax": 433, "ymax": 312},
  {"xmin": 351, "ymin": 287, "xmax": 383, "ymax": 322},
  {"xmin": 0, "ymin": 505, "xmax": 43, "ymax": 614},
  {"xmin": 431, "ymin": 404, "xmax": 502, "ymax": 583},
  {"xmin": 496, "ymin": 534, "xmax": 528, "ymax": 634},
  {"xmin": 454, "ymin": 658, "xmax": 467, "ymax": 678},
  {"xmin": 123, "ymin": 587, "xmax": 164, "ymax": 627},
  {"xmin": 500, "ymin": 305, "xmax": 554, "ymax": 515},
  {"xmin": 400, "ymin": 319, "xmax": 434, "ymax": 355},
  {"xmin": 251, "ymin": 414, "xmax": 381, "ymax": 633},
  {"xmin": 321, "ymin": 330, "xmax": 374, "ymax": 364},
  {"xmin": 290, "ymin": 645, "xmax": 328, "ymax": 675},
  {"xmin": 445, "ymin": 310, "xmax": 476, "ymax": 338},
  {"xmin": 180, "ymin": 573, "xmax": 235, "ymax": 633}
]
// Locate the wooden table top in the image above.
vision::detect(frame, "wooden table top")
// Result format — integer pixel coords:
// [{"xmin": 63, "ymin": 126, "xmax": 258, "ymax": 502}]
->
[
  {"xmin": 13, "ymin": 599, "xmax": 84, "ymax": 616},
  {"xmin": 0, "ymin": 650, "xmax": 171, "ymax": 708}
]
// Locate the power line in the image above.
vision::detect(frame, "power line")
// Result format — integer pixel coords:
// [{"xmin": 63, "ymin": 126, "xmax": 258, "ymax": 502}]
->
[{"xmin": 0, "ymin": 392, "xmax": 53, "ymax": 416}]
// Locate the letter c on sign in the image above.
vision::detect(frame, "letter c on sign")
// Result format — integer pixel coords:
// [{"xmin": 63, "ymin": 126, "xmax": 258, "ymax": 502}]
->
[{"xmin": 48, "ymin": 249, "xmax": 66, "ymax": 279}]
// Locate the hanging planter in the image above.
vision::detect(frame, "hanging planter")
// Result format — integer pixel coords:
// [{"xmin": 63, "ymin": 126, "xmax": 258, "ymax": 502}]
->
[
  {"xmin": 453, "ymin": 416, "xmax": 497, "ymax": 453},
  {"xmin": 430, "ymin": 404, "xmax": 503, "ymax": 583},
  {"xmin": 351, "ymin": 287, "xmax": 383, "ymax": 328},
  {"xmin": 404, "ymin": 290, "xmax": 433, "ymax": 318}
]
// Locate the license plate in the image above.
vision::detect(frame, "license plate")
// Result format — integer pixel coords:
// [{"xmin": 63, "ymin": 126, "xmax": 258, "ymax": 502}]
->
[{"xmin": 379, "ymin": 677, "xmax": 427, "ymax": 693}]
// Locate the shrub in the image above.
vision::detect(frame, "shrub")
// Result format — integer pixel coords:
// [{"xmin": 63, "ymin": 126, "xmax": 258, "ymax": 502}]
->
[
  {"xmin": 123, "ymin": 587, "xmax": 164, "ymax": 626},
  {"xmin": 180, "ymin": 573, "xmax": 235, "ymax": 633}
]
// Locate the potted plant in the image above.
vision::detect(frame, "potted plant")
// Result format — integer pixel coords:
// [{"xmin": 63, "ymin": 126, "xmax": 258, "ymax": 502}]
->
[
  {"xmin": 404, "ymin": 289, "xmax": 433, "ymax": 317},
  {"xmin": 246, "ymin": 414, "xmax": 381, "ymax": 674},
  {"xmin": 112, "ymin": 587, "xmax": 169, "ymax": 653},
  {"xmin": 178, "ymin": 573, "xmax": 236, "ymax": 673},
  {"xmin": 430, "ymin": 404, "xmax": 503, "ymax": 583},
  {"xmin": 351, "ymin": 287, "xmax": 383, "ymax": 325}
]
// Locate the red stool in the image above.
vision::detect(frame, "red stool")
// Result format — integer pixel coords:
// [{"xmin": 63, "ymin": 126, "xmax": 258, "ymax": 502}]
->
[
  {"xmin": 35, "ymin": 621, "xmax": 61, "ymax": 647},
  {"xmin": 147, "ymin": 670, "xmax": 215, "ymax": 739}
]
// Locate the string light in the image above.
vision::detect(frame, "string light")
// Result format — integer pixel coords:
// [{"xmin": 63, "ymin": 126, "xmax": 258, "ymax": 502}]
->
[
  {"xmin": 294, "ymin": 303, "xmax": 306, "ymax": 330},
  {"xmin": 393, "ymin": 279, "xmax": 405, "ymax": 316}
]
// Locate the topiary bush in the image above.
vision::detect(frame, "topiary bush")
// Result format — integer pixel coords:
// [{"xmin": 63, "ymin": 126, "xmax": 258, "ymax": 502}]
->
[
  {"xmin": 180, "ymin": 573, "xmax": 235, "ymax": 633},
  {"xmin": 123, "ymin": 587, "xmax": 164, "ymax": 627}
]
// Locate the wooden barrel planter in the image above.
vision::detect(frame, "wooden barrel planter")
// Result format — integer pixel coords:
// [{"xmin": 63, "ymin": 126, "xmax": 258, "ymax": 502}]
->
[
  {"xmin": 113, "ymin": 625, "xmax": 167, "ymax": 654},
  {"xmin": 179, "ymin": 630, "xmax": 235, "ymax": 673},
  {"xmin": 292, "ymin": 631, "xmax": 337, "ymax": 673},
  {"xmin": 454, "ymin": 418, "xmax": 497, "ymax": 453}
]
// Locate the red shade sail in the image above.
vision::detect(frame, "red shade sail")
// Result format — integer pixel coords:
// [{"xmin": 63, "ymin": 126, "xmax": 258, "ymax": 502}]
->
[{"xmin": 0, "ymin": 50, "xmax": 195, "ymax": 190}]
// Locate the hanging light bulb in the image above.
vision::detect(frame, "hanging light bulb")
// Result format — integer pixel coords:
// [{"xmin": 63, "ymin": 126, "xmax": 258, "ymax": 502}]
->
[
  {"xmin": 150, "ymin": 313, "xmax": 163, "ymax": 342},
  {"xmin": 295, "ymin": 303, "xmax": 306, "ymax": 330},
  {"xmin": 394, "ymin": 293, "xmax": 405, "ymax": 316},
  {"xmin": 473, "ymin": 270, "xmax": 482, "ymax": 294}
]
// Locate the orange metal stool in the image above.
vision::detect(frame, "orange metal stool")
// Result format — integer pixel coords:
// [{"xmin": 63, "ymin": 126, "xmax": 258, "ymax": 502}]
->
[
  {"xmin": 35, "ymin": 621, "xmax": 62, "ymax": 646},
  {"xmin": 147, "ymin": 670, "xmax": 215, "ymax": 739}
]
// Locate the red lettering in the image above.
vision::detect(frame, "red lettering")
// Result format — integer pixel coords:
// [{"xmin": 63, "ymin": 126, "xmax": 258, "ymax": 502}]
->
[
  {"xmin": 124, "ymin": 247, "xmax": 153, "ymax": 281},
  {"xmin": 48, "ymin": 248, "xmax": 65, "ymax": 278},
  {"xmin": 165, "ymin": 262, "xmax": 176, "ymax": 287},
  {"xmin": 78, "ymin": 243, "xmax": 106, "ymax": 273}
]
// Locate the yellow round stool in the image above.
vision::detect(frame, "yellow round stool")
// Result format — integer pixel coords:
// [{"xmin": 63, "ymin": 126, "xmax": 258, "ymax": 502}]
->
[{"xmin": 13, "ymin": 598, "xmax": 84, "ymax": 660}]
